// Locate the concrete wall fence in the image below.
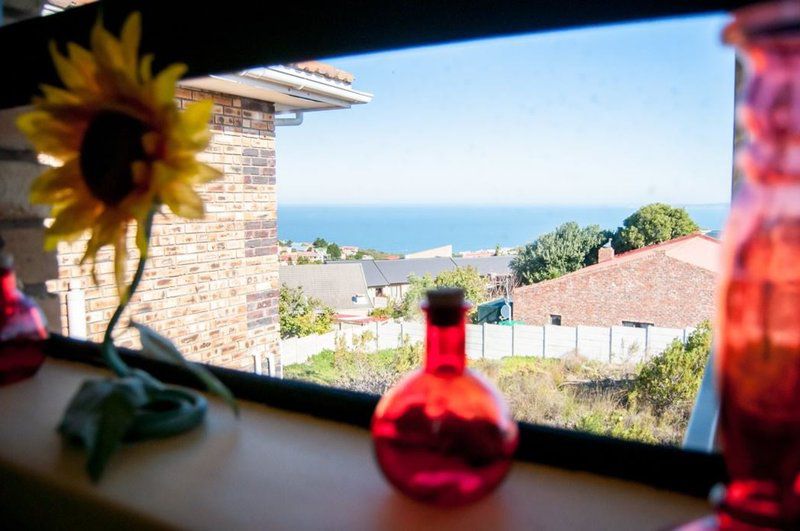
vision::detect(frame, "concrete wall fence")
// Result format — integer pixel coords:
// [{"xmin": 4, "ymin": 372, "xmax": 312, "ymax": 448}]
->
[{"xmin": 279, "ymin": 321, "xmax": 697, "ymax": 371}]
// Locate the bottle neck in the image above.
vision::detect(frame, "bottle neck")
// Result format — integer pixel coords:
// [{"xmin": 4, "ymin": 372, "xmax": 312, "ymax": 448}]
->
[{"xmin": 424, "ymin": 311, "xmax": 466, "ymax": 375}]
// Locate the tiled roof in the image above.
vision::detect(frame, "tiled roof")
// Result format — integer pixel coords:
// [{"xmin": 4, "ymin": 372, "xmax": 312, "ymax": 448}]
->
[
  {"xmin": 287, "ymin": 61, "xmax": 355, "ymax": 84},
  {"xmin": 328, "ymin": 256, "xmax": 514, "ymax": 287},
  {"xmin": 371, "ymin": 257, "xmax": 458, "ymax": 285},
  {"xmin": 359, "ymin": 260, "xmax": 389, "ymax": 287},
  {"xmin": 453, "ymin": 256, "xmax": 514, "ymax": 276},
  {"xmin": 280, "ymin": 263, "xmax": 372, "ymax": 310},
  {"xmin": 515, "ymin": 233, "xmax": 720, "ymax": 293}
]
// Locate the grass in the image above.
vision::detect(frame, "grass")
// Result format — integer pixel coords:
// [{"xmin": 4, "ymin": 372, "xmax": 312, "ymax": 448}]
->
[{"xmin": 284, "ymin": 341, "xmax": 701, "ymax": 446}]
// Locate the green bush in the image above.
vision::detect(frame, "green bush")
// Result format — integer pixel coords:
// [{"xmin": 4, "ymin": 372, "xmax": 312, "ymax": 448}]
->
[
  {"xmin": 368, "ymin": 306, "xmax": 399, "ymax": 319},
  {"xmin": 284, "ymin": 336, "xmax": 705, "ymax": 446},
  {"xmin": 278, "ymin": 284, "xmax": 334, "ymax": 339},
  {"xmin": 630, "ymin": 321, "xmax": 711, "ymax": 418},
  {"xmin": 397, "ymin": 266, "xmax": 487, "ymax": 320}
]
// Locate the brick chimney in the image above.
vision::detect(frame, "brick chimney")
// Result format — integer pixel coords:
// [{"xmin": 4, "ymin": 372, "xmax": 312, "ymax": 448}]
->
[{"xmin": 598, "ymin": 239, "xmax": 614, "ymax": 263}]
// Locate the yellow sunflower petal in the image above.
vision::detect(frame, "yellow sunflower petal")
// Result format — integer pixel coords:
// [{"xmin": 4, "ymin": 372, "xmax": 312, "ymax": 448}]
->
[
  {"xmin": 152, "ymin": 63, "xmax": 187, "ymax": 106},
  {"xmin": 67, "ymin": 42, "xmax": 96, "ymax": 71},
  {"xmin": 114, "ymin": 229, "xmax": 129, "ymax": 302},
  {"xmin": 139, "ymin": 54, "xmax": 154, "ymax": 83},
  {"xmin": 91, "ymin": 18, "xmax": 125, "ymax": 73},
  {"xmin": 120, "ymin": 12, "xmax": 141, "ymax": 76},
  {"xmin": 49, "ymin": 41, "xmax": 85, "ymax": 91},
  {"xmin": 182, "ymin": 99, "xmax": 213, "ymax": 131},
  {"xmin": 44, "ymin": 200, "xmax": 101, "ymax": 250},
  {"xmin": 40, "ymin": 84, "xmax": 82, "ymax": 105},
  {"xmin": 16, "ymin": 110, "xmax": 83, "ymax": 158},
  {"xmin": 193, "ymin": 163, "xmax": 223, "ymax": 184},
  {"xmin": 83, "ymin": 211, "xmax": 123, "ymax": 263},
  {"xmin": 161, "ymin": 180, "xmax": 204, "ymax": 219},
  {"xmin": 29, "ymin": 158, "xmax": 83, "ymax": 204}
]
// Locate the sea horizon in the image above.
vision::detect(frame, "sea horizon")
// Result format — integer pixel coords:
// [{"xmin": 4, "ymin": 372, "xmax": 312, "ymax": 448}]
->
[{"xmin": 277, "ymin": 203, "xmax": 730, "ymax": 255}]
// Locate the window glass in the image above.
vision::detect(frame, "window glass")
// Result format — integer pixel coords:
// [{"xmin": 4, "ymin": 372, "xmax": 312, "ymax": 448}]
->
[
  {"xmin": 275, "ymin": 14, "xmax": 733, "ymax": 449},
  {"xmin": 32, "ymin": 6, "xmax": 732, "ymax": 448}
]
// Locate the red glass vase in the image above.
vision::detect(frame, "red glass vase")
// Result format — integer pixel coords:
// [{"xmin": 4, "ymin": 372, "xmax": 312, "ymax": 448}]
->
[
  {"xmin": 715, "ymin": 2, "xmax": 800, "ymax": 528},
  {"xmin": 0, "ymin": 252, "xmax": 48, "ymax": 385},
  {"xmin": 371, "ymin": 288, "xmax": 518, "ymax": 506}
]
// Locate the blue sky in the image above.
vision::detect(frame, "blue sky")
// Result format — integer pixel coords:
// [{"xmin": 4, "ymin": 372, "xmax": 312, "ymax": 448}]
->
[{"xmin": 276, "ymin": 14, "xmax": 735, "ymax": 206}]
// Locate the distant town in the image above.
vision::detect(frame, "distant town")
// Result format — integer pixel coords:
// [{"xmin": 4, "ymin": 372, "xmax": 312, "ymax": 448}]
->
[{"xmin": 278, "ymin": 239, "xmax": 516, "ymax": 265}]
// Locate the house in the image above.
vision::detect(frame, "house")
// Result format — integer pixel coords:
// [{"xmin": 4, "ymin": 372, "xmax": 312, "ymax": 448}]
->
[
  {"xmin": 279, "ymin": 251, "xmax": 321, "ymax": 264},
  {"xmin": 513, "ymin": 234, "xmax": 720, "ymax": 329},
  {"xmin": 340, "ymin": 246, "xmax": 359, "ymax": 259},
  {"xmin": 280, "ymin": 263, "xmax": 373, "ymax": 317},
  {"xmin": 347, "ymin": 255, "xmax": 514, "ymax": 302},
  {"xmin": 0, "ymin": 2, "xmax": 373, "ymax": 374},
  {"xmin": 405, "ymin": 245, "xmax": 452, "ymax": 259}
]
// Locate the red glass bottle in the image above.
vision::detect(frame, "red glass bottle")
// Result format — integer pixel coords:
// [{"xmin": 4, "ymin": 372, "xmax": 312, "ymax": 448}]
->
[
  {"xmin": 371, "ymin": 288, "xmax": 518, "ymax": 506},
  {"xmin": 0, "ymin": 252, "xmax": 48, "ymax": 385},
  {"xmin": 716, "ymin": 2, "xmax": 800, "ymax": 528}
]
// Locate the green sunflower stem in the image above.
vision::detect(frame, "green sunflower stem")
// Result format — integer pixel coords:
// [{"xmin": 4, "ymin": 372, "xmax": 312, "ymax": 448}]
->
[{"xmin": 101, "ymin": 207, "xmax": 157, "ymax": 378}]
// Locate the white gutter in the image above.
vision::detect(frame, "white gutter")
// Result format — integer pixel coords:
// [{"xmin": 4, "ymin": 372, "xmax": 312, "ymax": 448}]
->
[
  {"xmin": 182, "ymin": 65, "xmax": 372, "ymax": 115},
  {"xmin": 244, "ymin": 66, "xmax": 373, "ymax": 105}
]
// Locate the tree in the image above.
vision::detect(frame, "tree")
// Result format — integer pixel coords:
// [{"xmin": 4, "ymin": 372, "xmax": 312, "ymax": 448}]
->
[
  {"xmin": 279, "ymin": 284, "xmax": 334, "ymax": 339},
  {"xmin": 397, "ymin": 266, "xmax": 487, "ymax": 319},
  {"xmin": 613, "ymin": 203, "xmax": 699, "ymax": 253},
  {"xmin": 326, "ymin": 242, "xmax": 342, "ymax": 260},
  {"xmin": 313, "ymin": 237, "xmax": 328, "ymax": 248},
  {"xmin": 510, "ymin": 222, "xmax": 609, "ymax": 285},
  {"xmin": 631, "ymin": 321, "xmax": 711, "ymax": 418},
  {"xmin": 435, "ymin": 266, "xmax": 486, "ymax": 307}
]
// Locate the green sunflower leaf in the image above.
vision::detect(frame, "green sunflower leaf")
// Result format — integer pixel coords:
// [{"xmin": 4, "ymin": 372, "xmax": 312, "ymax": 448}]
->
[
  {"xmin": 58, "ymin": 377, "xmax": 148, "ymax": 482},
  {"xmin": 131, "ymin": 321, "xmax": 239, "ymax": 416}
]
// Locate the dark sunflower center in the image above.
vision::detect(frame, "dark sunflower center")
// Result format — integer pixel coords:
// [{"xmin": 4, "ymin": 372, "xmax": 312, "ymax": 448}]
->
[{"xmin": 79, "ymin": 111, "xmax": 148, "ymax": 206}]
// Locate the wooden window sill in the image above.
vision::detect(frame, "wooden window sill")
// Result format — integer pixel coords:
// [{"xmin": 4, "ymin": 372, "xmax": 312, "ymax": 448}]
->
[{"xmin": 0, "ymin": 358, "xmax": 708, "ymax": 530}]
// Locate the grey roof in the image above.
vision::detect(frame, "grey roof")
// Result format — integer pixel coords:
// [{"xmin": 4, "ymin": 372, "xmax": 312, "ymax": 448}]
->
[
  {"xmin": 279, "ymin": 263, "xmax": 372, "ymax": 311},
  {"xmin": 453, "ymin": 256, "xmax": 513, "ymax": 276},
  {"xmin": 359, "ymin": 260, "xmax": 389, "ymax": 287},
  {"xmin": 371, "ymin": 257, "xmax": 458, "ymax": 285},
  {"xmin": 324, "ymin": 256, "xmax": 514, "ymax": 288}
]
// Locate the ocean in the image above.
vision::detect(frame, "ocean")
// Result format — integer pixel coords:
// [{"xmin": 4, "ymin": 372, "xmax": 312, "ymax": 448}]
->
[{"xmin": 277, "ymin": 204, "xmax": 730, "ymax": 255}]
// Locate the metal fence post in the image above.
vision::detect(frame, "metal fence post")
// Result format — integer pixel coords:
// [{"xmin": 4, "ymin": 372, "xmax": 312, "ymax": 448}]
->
[
  {"xmin": 542, "ymin": 325, "xmax": 547, "ymax": 358},
  {"xmin": 609, "ymin": 326, "xmax": 614, "ymax": 363}
]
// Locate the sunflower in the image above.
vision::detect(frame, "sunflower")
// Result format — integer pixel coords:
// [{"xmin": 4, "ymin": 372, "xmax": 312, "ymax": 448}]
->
[{"xmin": 17, "ymin": 12, "xmax": 220, "ymax": 299}]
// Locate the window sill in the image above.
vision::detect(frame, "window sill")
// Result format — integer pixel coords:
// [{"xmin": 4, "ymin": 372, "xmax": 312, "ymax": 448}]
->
[{"xmin": 0, "ymin": 354, "xmax": 710, "ymax": 529}]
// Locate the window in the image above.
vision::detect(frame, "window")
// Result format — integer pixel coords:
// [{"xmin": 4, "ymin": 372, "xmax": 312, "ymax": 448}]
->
[
  {"xmin": 6, "ymin": 3, "xmax": 732, "ymax": 451},
  {"xmin": 274, "ymin": 13, "xmax": 731, "ymax": 449},
  {"xmin": 622, "ymin": 321, "xmax": 654, "ymax": 329}
]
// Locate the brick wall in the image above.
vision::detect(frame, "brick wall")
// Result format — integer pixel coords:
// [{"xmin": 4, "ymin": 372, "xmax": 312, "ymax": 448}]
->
[
  {"xmin": 513, "ymin": 252, "xmax": 716, "ymax": 328},
  {"xmin": 45, "ymin": 88, "xmax": 280, "ymax": 373}
]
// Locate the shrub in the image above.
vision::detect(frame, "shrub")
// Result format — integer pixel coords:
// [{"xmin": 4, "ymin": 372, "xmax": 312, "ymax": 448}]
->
[
  {"xmin": 368, "ymin": 306, "xmax": 399, "ymax": 319},
  {"xmin": 510, "ymin": 222, "xmax": 610, "ymax": 285},
  {"xmin": 278, "ymin": 284, "xmax": 334, "ymax": 339},
  {"xmin": 630, "ymin": 321, "xmax": 711, "ymax": 419},
  {"xmin": 612, "ymin": 203, "xmax": 700, "ymax": 252}
]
